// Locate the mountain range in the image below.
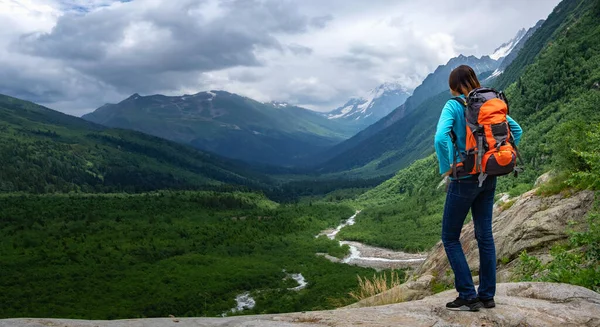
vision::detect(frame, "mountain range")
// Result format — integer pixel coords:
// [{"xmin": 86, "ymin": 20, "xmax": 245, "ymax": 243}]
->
[
  {"xmin": 309, "ymin": 53, "xmax": 501, "ymax": 174},
  {"xmin": 490, "ymin": 28, "xmax": 528, "ymax": 61},
  {"xmin": 83, "ymin": 91, "xmax": 356, "ymax": 167},
  {"xmin": 487, "ymin": 20, "xmax": 545, "ymax": 81},
  {"xmin": 80, "ymin": 24, "xmax": 536, "ymax": 173}
]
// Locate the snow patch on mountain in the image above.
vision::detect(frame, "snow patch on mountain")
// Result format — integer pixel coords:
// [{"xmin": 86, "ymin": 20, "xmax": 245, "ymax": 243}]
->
[
  {"xmin": 490, "ymin": 28, "xmax": 527, "ymax": 60},
  {"xmin": 326, "ymin": 82, "xmax": 412, "ymax": 122},
  {"xmin": 488, "ymin": 69, "xmax": 504, "ymax": 80},
  {"xmin": 328, "ymin": 102, "xmax": 360, "ymax": 119},
  {"xmin": 268, "ymin": 101, "xmax": 290, "ymax": 108}
]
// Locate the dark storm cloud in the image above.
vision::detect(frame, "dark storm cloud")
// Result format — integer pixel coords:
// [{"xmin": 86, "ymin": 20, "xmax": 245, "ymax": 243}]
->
[{"xmin": 11, "ymin": 0, "xmax": 323, "ymax": 95}]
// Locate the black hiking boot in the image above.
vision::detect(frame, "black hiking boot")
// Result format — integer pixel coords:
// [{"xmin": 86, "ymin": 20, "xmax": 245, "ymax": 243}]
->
[
  {"xmin": 477, "ymin": 297, "xmax": 496, "ymax": 308},
  {"xmin": 445, "ymin": 297, "xmax": 482, "ymax": 311}
]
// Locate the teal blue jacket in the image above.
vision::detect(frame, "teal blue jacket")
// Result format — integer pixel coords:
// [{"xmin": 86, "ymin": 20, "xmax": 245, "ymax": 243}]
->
[{"xmin": 434, "ymin": 95, "xmax": 523, "ymax": 175}]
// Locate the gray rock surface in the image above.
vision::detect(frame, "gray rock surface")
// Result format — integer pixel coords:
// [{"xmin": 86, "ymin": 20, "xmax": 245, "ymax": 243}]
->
[
  {"xmin": 2, "ymin": 283, "xmax": 599, "ymax": 327},
  {"xmin": 534, "ymin": 171, "xmax": 555, "ymax": 187}
]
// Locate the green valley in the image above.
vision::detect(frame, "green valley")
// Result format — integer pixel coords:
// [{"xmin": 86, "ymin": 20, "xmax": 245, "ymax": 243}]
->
[
  {"xmin": 0, "ymin": 192, "xmax": 384, "ymax": 319},
  {"xmin": 1, "ymin": 0, "xmax": 599, "ymax": 322}
]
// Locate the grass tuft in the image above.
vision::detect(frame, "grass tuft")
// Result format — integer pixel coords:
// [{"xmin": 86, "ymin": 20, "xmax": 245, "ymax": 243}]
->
[{"xmin": 349, "ymin": 271, "xmax": 404, "ymax": 306}]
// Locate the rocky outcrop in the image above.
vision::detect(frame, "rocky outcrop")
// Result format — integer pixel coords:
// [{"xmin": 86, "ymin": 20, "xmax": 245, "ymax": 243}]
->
[
  {"xmin": 417, "ymin": 189, "xmax": 595, "ymax": 283},
  {"xmin": 356, "ymin": 187, "xmax": 596, "ymax": 306},
  {"xmin": 2, "ymin": 283, "xmax": 599, "ymax": 327}
]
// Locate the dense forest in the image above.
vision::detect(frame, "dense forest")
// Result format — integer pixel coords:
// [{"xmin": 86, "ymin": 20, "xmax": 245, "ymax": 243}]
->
[
  {"xmin": 0, "ymin": 94, "xmax": 272, "ymax": 193},
  {"xmin": 0, "ymin": 192, "xmax": 393, "ymax": 319}
]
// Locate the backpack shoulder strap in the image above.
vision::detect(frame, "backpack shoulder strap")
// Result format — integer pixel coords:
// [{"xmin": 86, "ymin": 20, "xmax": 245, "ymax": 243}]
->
[
  {"xmin": 448, "ymin": 97, "xmax": 465, "ymax": 144},
  {"xmin": 498, "ymin": 91, "xmax": 510, "ymax": 115},
  {"xmin": 451, "ymin": 97, "xmax": 467, "ymax": 107},
  {"xmin": 449, "ymin": 97, "xmax": 466, "ymax": 180},
  {"xmin": 473, "ymin": 87, "xmax": 497, "ymax": 94}
]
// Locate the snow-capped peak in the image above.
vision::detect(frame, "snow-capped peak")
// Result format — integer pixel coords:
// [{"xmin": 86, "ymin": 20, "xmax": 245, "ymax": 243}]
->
[
  {"xmin": 325, "ymin": 82, "xmax": 412, "ymax": 122},
  {"xmin": 490, "ymin": 28, "xmax": 527, "ymax": 60},
  {"xmin": 369, "ymin": 82, "xmax": 411, "ymax": 100}
]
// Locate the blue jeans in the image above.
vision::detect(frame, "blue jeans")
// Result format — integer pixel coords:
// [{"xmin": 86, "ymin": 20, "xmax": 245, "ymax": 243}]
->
[{"xmin": 441, "ymin": 175, "xmax": 497, "ymax": 300}]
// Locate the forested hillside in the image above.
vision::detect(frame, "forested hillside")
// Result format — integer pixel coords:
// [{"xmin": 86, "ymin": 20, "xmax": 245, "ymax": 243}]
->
[
  {"xmin": 494, "ymin": 0, "xmax": 593, "ymax": 90},
  {"xmin": 0, "ymin": 94, "xmax": 274, "ymax": 193}
]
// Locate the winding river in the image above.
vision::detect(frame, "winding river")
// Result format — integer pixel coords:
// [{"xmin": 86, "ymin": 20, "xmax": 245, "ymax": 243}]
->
[
  {"xmin": 318, "ymin": 210, "xmax": 427, "ymax": 270},
  {"xmin": 226, "ymin": 271, "xmax": 307, "ymax": 315},
  {"xmin": 227, "ymin": 210, "xmax": 426, "ymax": 314}
]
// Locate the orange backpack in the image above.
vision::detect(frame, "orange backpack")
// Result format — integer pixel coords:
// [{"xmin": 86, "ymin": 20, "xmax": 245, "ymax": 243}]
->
[{"xmin": 450, "ymin": 88, "xmax": 522, "ymax": 186}]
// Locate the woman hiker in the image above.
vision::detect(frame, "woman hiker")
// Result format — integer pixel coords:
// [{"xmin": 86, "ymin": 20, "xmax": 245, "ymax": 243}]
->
[{"xmin": 434, "ymin": 65, "xmax": 523, "ymax": 311}]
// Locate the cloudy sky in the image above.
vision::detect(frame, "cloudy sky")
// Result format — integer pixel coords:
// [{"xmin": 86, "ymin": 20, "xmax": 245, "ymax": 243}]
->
[{"xmin": 1, "ymin": 0, "xmax": 560, "ymax": 116}]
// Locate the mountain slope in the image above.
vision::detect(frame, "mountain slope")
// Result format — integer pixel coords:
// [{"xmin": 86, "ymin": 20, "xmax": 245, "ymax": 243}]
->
[
  {"xmin": 316, "ymin": 92, "xmax": 449, "ymax": 177},
  {"xmin": 493, "ymin": 0, "xmax": 591, "ymax": 90},
  {"xmin": 83, "ymin": 91, "xmax": 354, "ymax": 167},
  {"xmin": 486, "ymin": 21, "xmax": 545, "ymax": 81},
  {"xmin": 497, "ymin": 20, "xmax": 545, "ymax": 71},
  {"xmin": 0, "ymin": 94, "xmax": 271, "ymax": 193},
  {"xmin": 325, "ymin": 82, "xmax": 412, "ymax": 130},
  {"xmin": 490, "ymin": 28, "xmax": 527, "ymax": 61},
  {"xmin": 313, "ymin": 55, "xmax": 499, "ymax": 166}
]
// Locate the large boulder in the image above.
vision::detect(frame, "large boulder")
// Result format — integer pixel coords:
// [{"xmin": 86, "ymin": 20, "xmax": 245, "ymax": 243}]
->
[{"xmin": 2, "ymin": 283, "xmax": 599, "ymax": 327}]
